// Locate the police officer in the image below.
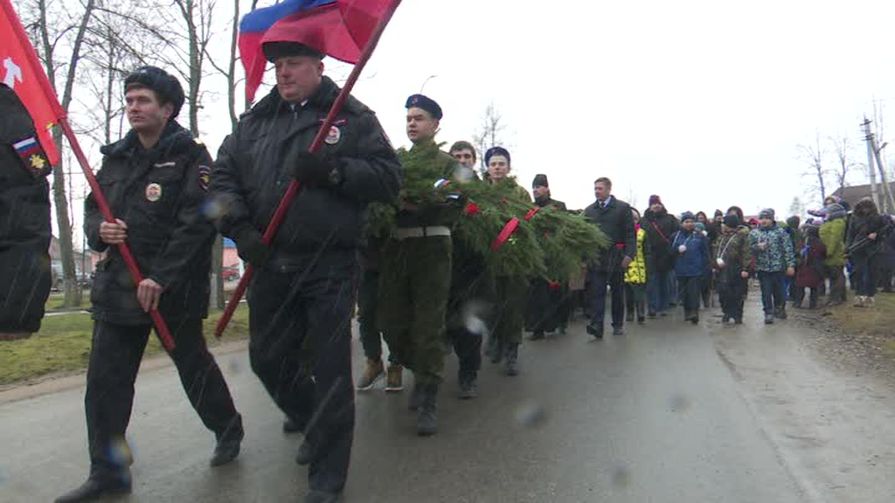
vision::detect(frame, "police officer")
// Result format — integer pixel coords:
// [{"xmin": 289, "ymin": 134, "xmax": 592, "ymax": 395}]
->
[
  {"xmin": 0, "ymin": 83, "xmax": 52, "ymax": 340},
  {"xmin": 209, "ymin": 39, "xmax": 400, "ymax": 503},
  {"xmin": 56, "ymin": 67, "xmax": 243, "ymax": 503},
  {"xmin": 378, "ymin": 95, "xmax": 460, "ymax": 435}
]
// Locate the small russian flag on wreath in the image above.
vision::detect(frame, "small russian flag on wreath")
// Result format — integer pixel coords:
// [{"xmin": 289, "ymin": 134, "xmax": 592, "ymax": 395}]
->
[{"xmin": 13, "ymin": 135, "xmax": 52, "ymax": 177}]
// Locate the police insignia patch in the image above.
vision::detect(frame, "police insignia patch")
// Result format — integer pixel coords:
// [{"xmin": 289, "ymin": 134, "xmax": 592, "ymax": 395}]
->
[
  {"xmin": 325, "ymin": 126, "xmax": 341, "ymax": 145},
  {"xmin": 198, "ymin": 165, "xmax": 211, "ymax": 191},
  {"xmin": 145, "ymin": 183, "xmax": 162, "ymax": 202}
]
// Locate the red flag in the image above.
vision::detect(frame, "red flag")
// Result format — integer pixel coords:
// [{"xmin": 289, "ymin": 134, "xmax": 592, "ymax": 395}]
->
[{"xmin": 0, "ymin": 0, "xmax": 64, "ymax": 165}]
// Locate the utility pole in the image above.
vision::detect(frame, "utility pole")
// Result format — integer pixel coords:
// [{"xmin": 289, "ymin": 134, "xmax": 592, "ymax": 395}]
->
[{"xmin": 862, "ymin": 117, "xmax": 881, "ymax": 208}]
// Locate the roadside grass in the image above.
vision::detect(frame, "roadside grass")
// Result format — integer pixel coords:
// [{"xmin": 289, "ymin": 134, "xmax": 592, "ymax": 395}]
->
[
  {"xmin": 0, "ymin": 304, "xmax": 250, "ymax": 385},
  {"xmin": 826, "ymin": 293, "xmax": 895, "ymax": 356}
]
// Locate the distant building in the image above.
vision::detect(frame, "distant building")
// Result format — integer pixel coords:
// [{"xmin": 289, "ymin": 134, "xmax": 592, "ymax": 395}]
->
[{"xmin": 830, "ymin": 182, "xmax": 895, "ymax": 210}]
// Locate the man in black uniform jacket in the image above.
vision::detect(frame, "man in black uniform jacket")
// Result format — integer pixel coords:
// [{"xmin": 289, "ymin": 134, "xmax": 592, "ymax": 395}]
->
[
  {"xmin": 0, "ymin": 83, "xmax": 52, "ymax": 340},
  {"xmin": 56, "ymin": 67, "xmax": 243, "ymax": 503},
  {"xmin": 209, "ymin": 39, "xmax": 401, "ymax": 503}
]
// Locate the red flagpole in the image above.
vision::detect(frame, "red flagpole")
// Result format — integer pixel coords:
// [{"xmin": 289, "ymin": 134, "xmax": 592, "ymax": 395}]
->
[
  {"xmin": 215, "ymin": 0, "xmax": 403, "ymax": 337},
  {"xmin": 60, "ymin": 118, "xmax": 176, "ymax": 351}
]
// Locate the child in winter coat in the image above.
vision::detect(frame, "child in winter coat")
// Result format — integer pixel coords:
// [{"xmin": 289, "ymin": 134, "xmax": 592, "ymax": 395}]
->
[
  {"xmin": 794, "ymin": 225, "xmax": 827, "ymax": 309},
  {"xmin": 713, "ymin": 215, "xmax": 752, "ymax": 323},
  {"xmin": 625, "ymin": 209, "xmax": 649, "ymax": 324},
  {"xmin": 671, "ymin": 212, "xmax": 710, "ymax": 324},
  {"xmin": 820, "ymin": 203, "xmax": 848, "ymax": 305},
  {"xmin": 748, "ymin": 208, "xmax": 796, "ymax": 324}
]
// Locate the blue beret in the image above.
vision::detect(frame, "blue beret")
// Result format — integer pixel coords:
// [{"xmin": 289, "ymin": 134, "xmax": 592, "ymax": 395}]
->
[
  {"xmin": 485, "ymin": 146, "xmax": 511, "ymax": 166},
  {"xmin": 405, "ymin": 94, "xmax": 442, "ymax": 120}
]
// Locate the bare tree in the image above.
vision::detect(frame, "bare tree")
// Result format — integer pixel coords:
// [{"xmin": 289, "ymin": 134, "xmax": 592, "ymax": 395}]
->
[
  {"xmin": 798, "ymin": 135, "xmax": 827, "ymax": 205},
  {"xmin": 473, "ymin": 102, "xmax": 506, "ymax": 171},
  {"xmin": 23, "ymin": 0, "xmax": 98, "ymax": 307},
  {"xmin": 829, "ymin": 135, "xmax": 856, "ymax": 195}
]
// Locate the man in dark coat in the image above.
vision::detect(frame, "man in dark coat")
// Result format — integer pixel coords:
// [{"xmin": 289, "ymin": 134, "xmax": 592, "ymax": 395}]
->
[
  {"xmin": 642, "ymin": 195, "xmax": 678, "ymax": 317},
  {"xmin": 209, "ymin": 40, "xmax": 400, "ymax": 502},
  {"xmin": 57, "ymin": 66, "xmax": 243, "ymax": 503},
  {"xmin": 526, "ymin": 173, "xmax": 570, "ymax": 339},
  {"xmin": 0, "ymin": 83, "xmax": 52, "ymax": 340},
  {"xmin": 583, "ymin": 177, "xmax": 636, "ymax": 337}
]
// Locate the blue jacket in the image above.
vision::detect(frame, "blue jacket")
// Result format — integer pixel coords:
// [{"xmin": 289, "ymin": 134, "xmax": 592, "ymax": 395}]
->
[{"xmin": 671, "ymin": 229, "xmax": 710, "ymax": 277}]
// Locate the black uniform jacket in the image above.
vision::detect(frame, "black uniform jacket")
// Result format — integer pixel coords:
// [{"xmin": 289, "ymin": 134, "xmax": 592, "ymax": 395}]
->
[
  {"xmin": 86, "ymin": 121, "xmax": 215, "ymax": 324},
  {"xmin": 210, "ymin": 77, "xmax": 401, "ymax": 271}
]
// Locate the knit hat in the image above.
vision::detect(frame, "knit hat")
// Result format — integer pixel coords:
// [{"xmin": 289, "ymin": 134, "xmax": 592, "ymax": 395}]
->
[
  {"xmin": 532, "ymin": 174, "xmax": 548, "ymax": 188},
  {"xmin": 714, "ymin": 209, "xmax": 723, "ymax": 217},
  {"xmin": 723, "ymin": 214, "xmax": 740, "ymax": 228},
  {"xmin": 758, "ymin": 208, "xmax": 775, "ymax": 220},
  {"xmin": 649, "ymin": 195, "xmax": 662, "ymax": 206},
  {"xmin": 695, "ymin": 222, "xmax": 706, "ymax": 232},
  {"xmin": 824, "ymin": 203, "xmax": 846, "ymax": 220},
  {"xmin": 680, "ymin": 211, "xmax": 696, "ymax": 222}
]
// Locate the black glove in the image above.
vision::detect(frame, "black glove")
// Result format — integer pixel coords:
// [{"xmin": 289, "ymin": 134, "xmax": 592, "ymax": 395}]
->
[
  {"xmin": 293, "ymin": 151, "xmax": 337, "ymax": 187},
  {"xmin": 234, "ymin": 226, "xmax": 271, "ymax": 267}
]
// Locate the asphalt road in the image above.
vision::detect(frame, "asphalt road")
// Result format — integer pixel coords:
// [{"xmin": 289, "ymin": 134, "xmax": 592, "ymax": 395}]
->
[{"xmin": 3, "ymin": 297, "xmax": 895, "ymax": 502}]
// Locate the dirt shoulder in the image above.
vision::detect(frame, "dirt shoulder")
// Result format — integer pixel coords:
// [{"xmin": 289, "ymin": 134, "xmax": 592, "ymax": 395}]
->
[{"xmin": 788, "ymin": 292, "xmax": 895, "ymax": 381}]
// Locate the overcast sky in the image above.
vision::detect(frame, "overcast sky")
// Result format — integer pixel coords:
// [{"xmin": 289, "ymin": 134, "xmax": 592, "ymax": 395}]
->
[{"xmin": 59, "ymin": 0, "xmax": 895, "ymax": 242}]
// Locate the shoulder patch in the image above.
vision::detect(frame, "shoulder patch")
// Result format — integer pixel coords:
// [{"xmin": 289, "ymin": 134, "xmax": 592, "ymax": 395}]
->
[{"xmin": 198, "ymin": 165, "xmax": 211, "ymax": 191}]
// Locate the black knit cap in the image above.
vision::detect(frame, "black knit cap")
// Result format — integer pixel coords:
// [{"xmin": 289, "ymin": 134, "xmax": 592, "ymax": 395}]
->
[
  {"xmin": 124, "ymin": 66, "xmax": 185, "ymax": 119},
  {"xmin": 262, "ymin": 41, "xmax": 325, "ymax": 62},
  {"xmin": 405, "ymin": 94, "xmax": 442, "ymax": 120},
  {"xmin": 532, "ymin": 174, "xmax": 548, "ymax": 188}
]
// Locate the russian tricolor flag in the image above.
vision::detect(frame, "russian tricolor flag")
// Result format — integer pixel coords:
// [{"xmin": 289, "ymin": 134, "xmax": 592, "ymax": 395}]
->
[{"xmin": 239, "ymin": 0, "xmax": 392, "ymax": 102}]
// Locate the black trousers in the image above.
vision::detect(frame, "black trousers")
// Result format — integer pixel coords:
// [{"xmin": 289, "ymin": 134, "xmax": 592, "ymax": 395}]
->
[
  {"xmin": 716, "ymin": 268, "xmax": 746, "ymax": 320},
  {"xmin": 677, "ymin": 276, "xmax": 703, "ymax": 318},
  {"xmin": 758, "ymin": 271, "xmax": 786, "ymax": 314},
  {"xmin": 586, "ymin": 268, "xmax": 625, "ymax": 329},
  {"xmin": 248, "ymin": 261, "xmax": 356, "ymax": 493},
  {"xmin": 85, "ymin": 318, "xmax": 240, "ymax": 481},
  {"xmin": 357, "ymin": 268, "xmax": 395, "ymax": 363}
]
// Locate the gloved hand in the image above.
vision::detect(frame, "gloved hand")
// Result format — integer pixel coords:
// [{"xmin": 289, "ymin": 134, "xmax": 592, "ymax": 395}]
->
[
  {"xmin": 235, "ymin": 226, "xmax": 271, "ymax": 267},
  {"xmin": 293, "ymin": 151, "xmax": 336, "ymax": 187}
]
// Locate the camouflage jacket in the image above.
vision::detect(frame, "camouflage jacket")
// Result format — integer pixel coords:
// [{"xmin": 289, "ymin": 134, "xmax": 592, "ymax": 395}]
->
[{"xmin": 748, "ymin": 224, "xmax": 796, "ymax": 272}]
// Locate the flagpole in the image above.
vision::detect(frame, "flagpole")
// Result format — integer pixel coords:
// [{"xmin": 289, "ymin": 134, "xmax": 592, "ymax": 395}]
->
[
  {"xmin": 215, "ymin": 0, "xmax": 404, "ymax": 338},
  {"xmin": 59, "ymin": 117, "xmax": 176, "ymax": 351}
]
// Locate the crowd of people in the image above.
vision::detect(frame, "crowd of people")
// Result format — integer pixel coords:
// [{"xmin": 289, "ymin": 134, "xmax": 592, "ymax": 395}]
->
[{"xmin": 4, "ymin": 31, "xmax": 895, "ymax": 503}]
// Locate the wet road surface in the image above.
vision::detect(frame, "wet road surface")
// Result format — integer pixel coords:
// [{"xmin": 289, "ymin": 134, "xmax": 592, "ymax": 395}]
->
[{"xmin": 3, "ymin": 297, "xmax": 895, "ymax": 502}]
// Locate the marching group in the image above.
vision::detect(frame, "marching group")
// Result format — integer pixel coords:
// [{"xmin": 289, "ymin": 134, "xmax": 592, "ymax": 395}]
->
[{"xmin": 3, "ymin": 34, "xmax": 895, "ymax": 503}]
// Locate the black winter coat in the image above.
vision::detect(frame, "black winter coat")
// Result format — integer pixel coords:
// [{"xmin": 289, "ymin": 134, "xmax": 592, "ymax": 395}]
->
[
  {"xmin": 583, "ymin": 196, "xmax": 636, "ymax": 272},
  {"xmin": 642, "ymin": 208, "xmax": 679, "ymax": 273},
  {"xmin": 85, "ymin": 121, "xmax": 214, "ymax": 324},
  {"xmin": 210, "ymin": 77, "xmax": 401, "ymax": 271},
  {"xmin": 0, "ymin": 84, "xmax": 52, "ymax": 332}
]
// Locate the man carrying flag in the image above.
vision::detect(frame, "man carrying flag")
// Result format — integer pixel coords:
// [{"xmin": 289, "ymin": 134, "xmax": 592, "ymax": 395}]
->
[
  {"xmin": 56, "ymin": 66, "xmax": 244, "ymax": 503},
  {"xmin": 0, "ymin": 82, "xmax": 52, "ymax": 340},
  {"xmin": 210, "ymin": 22, "xmax": 400, "ymax": 503}
]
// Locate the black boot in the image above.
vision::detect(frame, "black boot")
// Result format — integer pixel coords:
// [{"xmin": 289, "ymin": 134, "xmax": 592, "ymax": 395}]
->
[
  {"xmin": 586, "ymin": 322, "xmax": 603, "ymax": 339},
  {"xmin": 408, "ymin": 381, "xmax": 425, "ymax": 411},
  {"xmin": 775, "ymin": 307, "xmax": 787, "ymax": 320},
  {"xmin": 304, "ymin": 489, "xmax": 342, "ymax": 503},
  {"xmin": 55, "ymin": 475, "xmax": 132, "ymax": 503},
  {"xmin": 210, "ymin": 416, "xmax": 244, "ymax": 467},
  {"xmin": 529, "ymin": 330, "xmax": 545, "ymax": 341},
  {"xmin": 489, "ymin": 338, "xmax": 504, "ymax": 364},
  {"xmin": 504, "ymin": 343, "xmax": 519, "ymax": 376},
  {"xmin": 416, "ymin": 383, "xmax": 439, "ymax": 436},
  {"xmin": 458, "ymin": 371, "xmax": 478, "ymax": 399}
]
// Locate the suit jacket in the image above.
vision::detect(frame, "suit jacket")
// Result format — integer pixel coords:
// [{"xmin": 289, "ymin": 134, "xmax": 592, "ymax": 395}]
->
[{"xmin": 583, "ymin": 196, "xmax": 636, "ymax": 272}]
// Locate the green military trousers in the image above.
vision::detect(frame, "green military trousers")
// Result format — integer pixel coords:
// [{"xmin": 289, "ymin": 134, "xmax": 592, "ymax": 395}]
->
[{"xmin": 378, "ymin": 235, "xmax": 452, "ymax": 386}]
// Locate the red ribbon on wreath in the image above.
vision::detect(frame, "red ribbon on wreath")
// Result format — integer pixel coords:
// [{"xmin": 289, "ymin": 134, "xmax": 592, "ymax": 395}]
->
[
  {"xmin": 523, "ymin": 206, "xmax": 540, "ymax": 221},
  {"xmin": 491, "ymin": 217, "xmax": 520, "ymax": 251}
]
